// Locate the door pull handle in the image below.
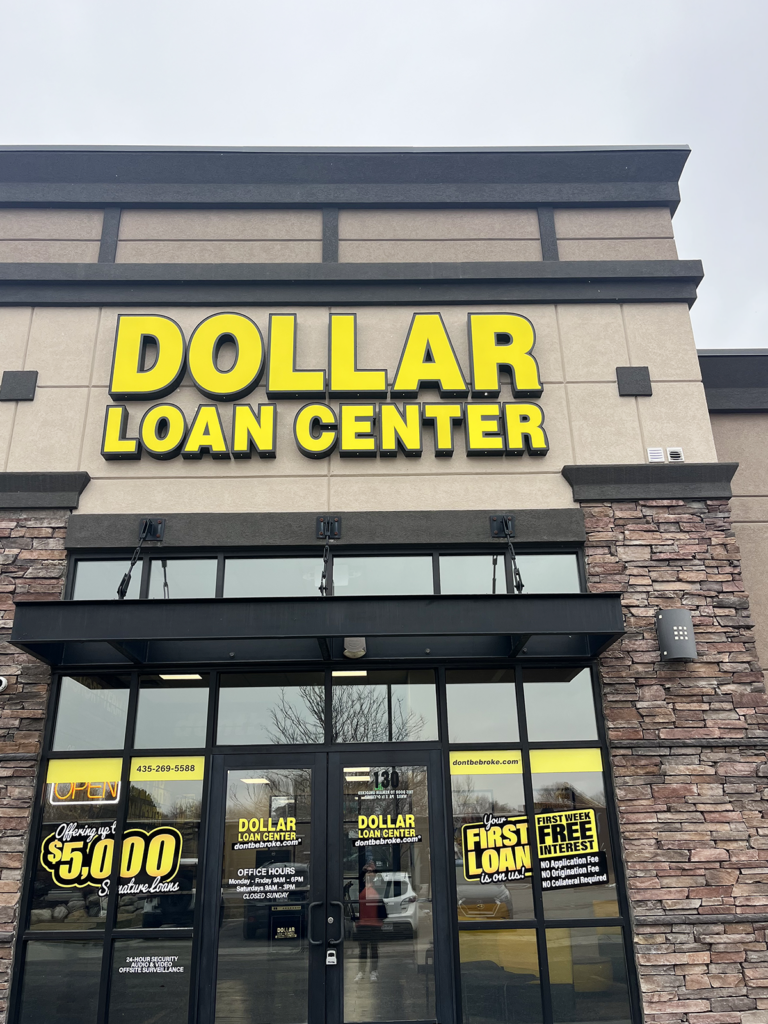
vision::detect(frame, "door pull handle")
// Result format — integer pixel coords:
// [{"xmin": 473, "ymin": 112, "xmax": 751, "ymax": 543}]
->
[
  {"xmin": 328, "ymin": 901, "xmax": 344, "ymax": 944},
  {"xmin": 307, "ymin": 901, "xmax": 323, "ymax": 945}
]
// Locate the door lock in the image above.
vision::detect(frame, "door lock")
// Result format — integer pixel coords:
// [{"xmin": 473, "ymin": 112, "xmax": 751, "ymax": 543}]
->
[{"xmin": 325, "ymin": 949, "xmax": 338, "ymax": 966}]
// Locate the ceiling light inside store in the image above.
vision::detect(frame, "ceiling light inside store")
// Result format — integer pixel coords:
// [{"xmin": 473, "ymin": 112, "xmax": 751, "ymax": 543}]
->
[
  {"xmin": 159, "ymin": 674, "xmax": 203, "ymax": 681},
  {"xmin": 332, "ymin": 670, "xmax": 367, "ymax": 677},
  {"xmin": 344, "ymin": 767, "xmax": 370, "ymax": 773},
  {"xmin": 241, "ymin": 778, "xmax": 270, "ymax": 784}
]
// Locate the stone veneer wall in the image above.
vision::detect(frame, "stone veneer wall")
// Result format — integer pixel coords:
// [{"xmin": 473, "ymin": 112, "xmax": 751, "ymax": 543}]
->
[
  {"xmin": 0, "ymin": 511, "xmax": 67, "ymax": 1024},
  {"xmin": 588, "ymin": 498, "xmax": 768, "ymax": 1024}
]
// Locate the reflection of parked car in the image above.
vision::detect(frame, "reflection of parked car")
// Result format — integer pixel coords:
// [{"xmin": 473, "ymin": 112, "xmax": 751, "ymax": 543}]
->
[
  {"xmin": 350, "ymin": 872, "xmax": 421, "ymax": 938},
  {"xmin": 456, "ymin": 868, "xmax": 513, "ymax": 921},
  {"xmin": 142, "ymin": 859, "xmax": 196, "ymax": 928}
]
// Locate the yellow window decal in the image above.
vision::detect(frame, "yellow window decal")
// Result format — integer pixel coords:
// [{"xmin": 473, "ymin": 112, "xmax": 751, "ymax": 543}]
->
[
  {"xmin": 46, "ymin": 758, "xmax": 122, "ymax": 784},
  {"xmin": 529, "ymin": 749, "xmax": 603, "ymax": 775}
]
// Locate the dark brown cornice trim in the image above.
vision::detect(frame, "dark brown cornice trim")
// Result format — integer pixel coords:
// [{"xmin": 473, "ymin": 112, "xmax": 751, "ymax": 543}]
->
[
  {"xmin": 0, "ymin": 145, "xmax": 690, "ymax": 209},
  {"xmin": 0, "ymin": 472, "xmax": 91, "ymax": 509},
  {"xmin": 561, "ymin": 463, "xmax": 738, "ymax": 500}
]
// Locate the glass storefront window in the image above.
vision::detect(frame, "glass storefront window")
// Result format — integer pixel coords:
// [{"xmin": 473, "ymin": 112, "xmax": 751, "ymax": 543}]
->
[
  {"xmin": 523, "ymin": 668, "xmax": 598, "ymax": 742},
  {"xmin": 440, "ymin": 554, "xmax": 507, "ymax": 594},
  {"xmin": 546, "ymin": 927, "xmax": 631, "ymax": 1024},
  {"xmin": 332, "ymin": 556, "xmax": 434, "ymax": 596},
  {"xmin": 148, "ymin": 558, "xmax": 217, "ymax": 599},
  {"xmin": 71, "ymin": 560, "xmax": 139, "ymax": 600},
  {"xmin": 18, "ymin": 940, "xmax": 102, "ymax": 1024},
  {"xmin": 31, "ymin": 757, "xmax": 123, "ymax": 931},
  {"xmin": 52, "ymin": 675, "xmax": 130, "ymax": 751},
  {"xmin": 459, "ymin": 929, "xmax": 542, "ymax": 1024},
  {"xmin": 446, "ymin": 670, "xmax": 519, "ymax": 743},
  {"xmin": 531, "ymin": 749, "xmax": 619, "ymax": 919},
  {"xmin": 331, "ymin": 670, "xmax": 437, "ymax": 742},
  {"xmin": 134, "ymin": 675, "xmax": 209, "ymax": 749},
  {"xmin": 217, "ymin": 673, "xmax": 325, "ymax": 745},
  {"xmin": 110, "ymin": 939, "xmax": 193, "ymax": 1024},
  {"xmin": 515, "ymin": 554, "xmax": 581, "ymax": 594},
  {"xmin": 116, "ymin": 760, "xmax": 204, "ymax": 929},
  {"xmin": 450, "ymin": 750, "xmax": 534, "ymax": 921},
  {"xmin": 223, "ymin": 557, "xmax": 323, "ymax": 597}
]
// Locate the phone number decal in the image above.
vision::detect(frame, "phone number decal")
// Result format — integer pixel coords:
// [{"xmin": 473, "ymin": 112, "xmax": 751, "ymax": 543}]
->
[{"xmin": 130, "ymin": 756, "xmax": 205, "ymax": 781}]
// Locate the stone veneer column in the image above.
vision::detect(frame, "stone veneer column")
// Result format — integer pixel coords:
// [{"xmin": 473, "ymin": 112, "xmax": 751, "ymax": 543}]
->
[
  {"xmin": 0, "ymin": 511, "xmax": 68, "ymax": 1024},
  {"xmin": 587, "ymin": 498, "xmax": 768, "ymax": 1024}
]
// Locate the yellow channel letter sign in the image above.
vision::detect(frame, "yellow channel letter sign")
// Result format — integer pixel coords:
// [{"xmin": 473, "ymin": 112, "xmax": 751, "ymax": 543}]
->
[{"xmin": 102, "ymin": 312, "xmax": 549, "ymax": 461}]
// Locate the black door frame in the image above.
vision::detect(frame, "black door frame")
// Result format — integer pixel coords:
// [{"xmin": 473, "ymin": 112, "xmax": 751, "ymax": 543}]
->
[{"xmin": 198, "ymin": 748, "xmax": 453, "ymax": 1024}]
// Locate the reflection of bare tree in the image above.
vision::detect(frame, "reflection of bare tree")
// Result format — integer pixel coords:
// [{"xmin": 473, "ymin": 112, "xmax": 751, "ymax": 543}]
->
[
  {"xmin": 266, "ymin": 685, "xmax": 426, "ymax": 744},
  {"xmin": 227, "ymin": 770, "xmax": 312, "ymax": 822},
  {"xmin": 267, "ymin": 687, "xmax": 325, "ymax": 744},
  {"xmin": 128, "ymin": 786, "xmax": 202, "ymax": 822},
  {"xmin": 332, "ymin": 686, "xmax": 426, "ymax": 743},
  {"xmin": 535, "ymin": 783, "xmax": 605, "ymax": 813},
  {"xmin": 451, "ymin": 777, "xmax": 521, "ymax": 861},
  {"xmin": 451, "ymin": 776, "xmax": 519, "ymax": 819}
]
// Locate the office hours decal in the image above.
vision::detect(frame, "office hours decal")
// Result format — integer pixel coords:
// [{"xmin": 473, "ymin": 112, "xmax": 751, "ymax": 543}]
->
[
  {"xmin": 451, "ymin": 751, "xmax": 610, "ymax": 892},
  {"xmin": 99, "ymin": 311, "xmax": 550, "ymax": 461}
]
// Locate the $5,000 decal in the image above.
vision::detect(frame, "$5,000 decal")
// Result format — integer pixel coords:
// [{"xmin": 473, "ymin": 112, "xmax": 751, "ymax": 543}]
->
[{"xmin": 40, "ymin": 824, "xmax": 183, "ymax": 892}]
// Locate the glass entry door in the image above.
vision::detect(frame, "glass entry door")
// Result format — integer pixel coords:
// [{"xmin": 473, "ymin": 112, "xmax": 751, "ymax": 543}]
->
[{"xmin": 204, "ymin": 750, "xmax": 451, "ymax": 1024}]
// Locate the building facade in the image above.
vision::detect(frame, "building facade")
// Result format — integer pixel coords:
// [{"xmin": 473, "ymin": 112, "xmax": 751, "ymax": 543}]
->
[{"xmin": 0, "ymin": 146, "xmax": 765, "ymax": 1024}]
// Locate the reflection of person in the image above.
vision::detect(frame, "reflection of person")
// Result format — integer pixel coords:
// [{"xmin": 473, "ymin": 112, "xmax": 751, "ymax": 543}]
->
[{"xmin": 355, "ymin": 861, "xmax": 386, "ymax": 982}]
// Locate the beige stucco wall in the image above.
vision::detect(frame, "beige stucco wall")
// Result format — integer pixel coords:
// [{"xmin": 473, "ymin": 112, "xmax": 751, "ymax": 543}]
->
[
  {"xmin": 0, "ymin": 302, "xmax": 715, "ymax": 515},
  {"xmin": 554, "ymin": 207, "xmax": 678, "ymax": 261},
  {"xmin": 0, "ymin": 205, "xmax": 685, "ymax": 264},
  {"xmin": 338, "ymin": 209, "xmax": 541, "ymax": 262},
  {"xmin": 0, "ymin": 209, "xmax": 103, "ymax": 262},
  {"xmin": 116, "ymin": 210, "xmax": 323, "ymax": 264},
  {"xmin": 94, "ymin": 205, "xmax": 682, "ymax": 264},
  {"xmin": 711, "ymin": 413, "xmax": 768, "ymax": 668}
]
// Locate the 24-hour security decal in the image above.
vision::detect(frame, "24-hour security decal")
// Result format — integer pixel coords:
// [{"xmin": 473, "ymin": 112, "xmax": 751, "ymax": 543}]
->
[{"xmin": 101, "ymin": 311, "xmax": 549, "ymax": 461}]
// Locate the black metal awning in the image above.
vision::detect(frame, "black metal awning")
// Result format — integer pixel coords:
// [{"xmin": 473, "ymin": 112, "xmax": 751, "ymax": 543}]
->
[{"xmin": 10, "ymin": 593, "xmax": 625, "ymax": 669}]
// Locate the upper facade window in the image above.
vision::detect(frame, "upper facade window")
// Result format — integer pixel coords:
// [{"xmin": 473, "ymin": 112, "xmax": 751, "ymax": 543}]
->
[{"xmin": 69, "ymin": 552, "xmax": 583, "ymax": 600}]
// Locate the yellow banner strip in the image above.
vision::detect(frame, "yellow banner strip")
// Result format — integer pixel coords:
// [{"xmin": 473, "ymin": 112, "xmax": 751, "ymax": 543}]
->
[
  {"xmin": 46, "ymin": 758, "xmax": 122, "ymax": 784},
  {"xmin": 449, "ymin": 750, "xmax": 523, "ymax": 775},
  {"xmin": 130, "ymin": 756, "xmax": 205, "ymax": 781},
  {"xmin": 529, "ymin": 748, "xmax": 602, "ymax": 775}
]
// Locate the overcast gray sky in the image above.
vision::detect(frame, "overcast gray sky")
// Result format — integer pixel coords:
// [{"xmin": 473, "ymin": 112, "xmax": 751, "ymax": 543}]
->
[{"xmin": 0, "ymin": 0, "xmax": 764, "ymax": 351}]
